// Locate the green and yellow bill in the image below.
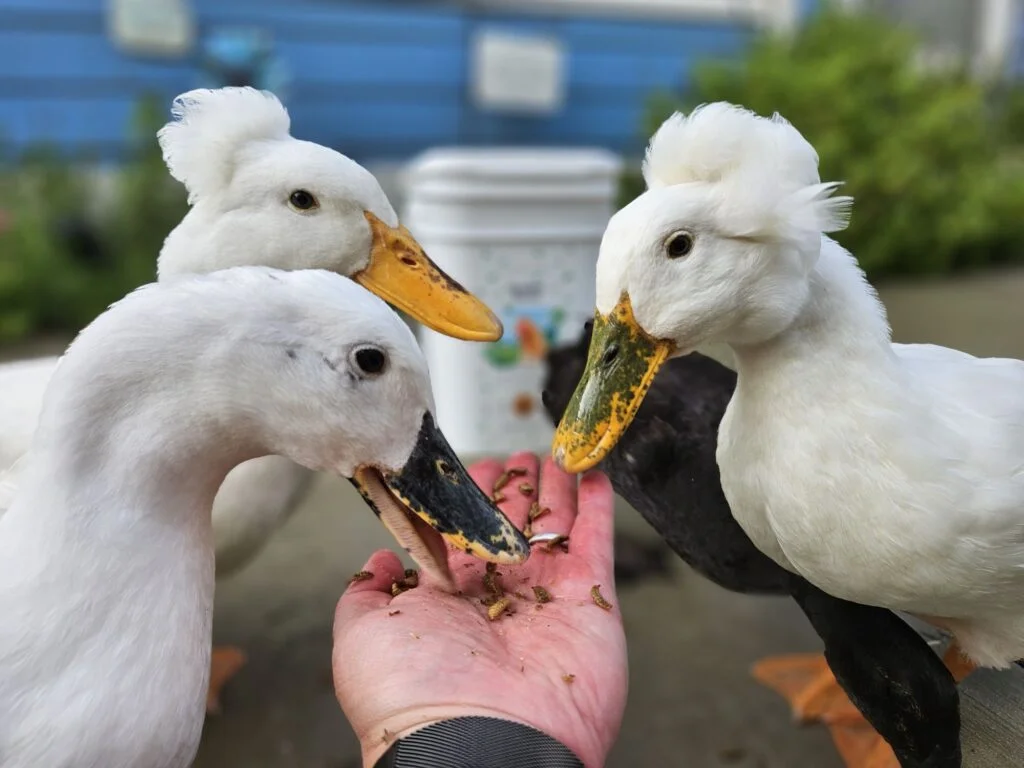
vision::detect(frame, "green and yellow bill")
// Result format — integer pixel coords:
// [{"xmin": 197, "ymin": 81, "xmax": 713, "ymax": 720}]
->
[{"xmin": 552, "ymin": 293, "xmax": 674, "ymax": 474}]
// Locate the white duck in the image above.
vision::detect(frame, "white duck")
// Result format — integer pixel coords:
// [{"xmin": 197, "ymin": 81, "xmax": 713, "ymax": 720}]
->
[
  {"xmin": 554, "ymin": 103, "xmax": 1024, "ymax": 694},
  {"xmin": 0, "ymin": 86, "xmax": 502, "ymax": 711},
  {"xmin": 0, "ymin": 266, "xmax": 527, "ymax": 768}
]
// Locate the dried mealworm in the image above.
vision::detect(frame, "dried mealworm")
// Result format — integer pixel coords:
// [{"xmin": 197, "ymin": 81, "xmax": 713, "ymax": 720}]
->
[
  {"xmin": 591, "ymin": 585, "xmax": 613, "ymax": 610},
  {"xmin": 480, "ymin": 594, "xmax": 502, "ymax": 607},
  {"xmin": 401, "ymin": 569, "xmax": 419, "ymax": 588},
  {"xmin": 529, "ymin": 503, "xmax": 550, "ymax": 522},
  {"xmin": 507, "ymin": 467, "xmax": 528, "ymax": 478},
  {"xmin": 532, "ymin": 585, "xmax": 553, "ymax": 603},
  {"xmin": 483, "ymin": 569, "xmax": 503, "ymax": 595},
  {"xmin": 543, "ymin": 534, "xmax": 570, "ymax": 552},
  {"xmin": 492, "ymin": 491, "xmax": 506, "ymax": 504},
  {"xmin": 518, "ymin": 482, "xmax": 534, "ymax": 496},
  {"xmin": 487, "ymin": 596, "xmax": 513, "ymax": 621},
  {"xmin": 523, "ymin": 521, "xmax": 533, "ymax": 538},
  {"xmin": 562, "ymin": 673, "xmax": 576, "ymax": 684},
  {"xmin": 493, "ymin": 471, "xmax": 511, "ymax": 493},
  {"xmin": 388, "ymin": 609, "xmax": 401, "ymax": 617},
  {"xmin": 349, "ymin": 570, "xmax": 373, "ymax": 584}
]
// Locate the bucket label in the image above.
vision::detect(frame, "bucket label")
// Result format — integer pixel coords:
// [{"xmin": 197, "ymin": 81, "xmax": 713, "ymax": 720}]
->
[{"xmin": 484, "ymin": 304, "xmax": 566, "ymax": 369}]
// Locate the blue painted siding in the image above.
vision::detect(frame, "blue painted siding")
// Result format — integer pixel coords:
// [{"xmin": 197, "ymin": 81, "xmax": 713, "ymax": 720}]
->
[{"xmin": 0, "ymin": 0, "xmax": 752, "ymax": 162}]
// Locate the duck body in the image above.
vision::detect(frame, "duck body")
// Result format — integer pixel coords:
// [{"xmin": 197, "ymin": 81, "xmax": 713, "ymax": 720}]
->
[
  {"xmin": 0, "ymin": 357, "xmax": 56, "ymax": 472},
  {"xmin": 553, "ymin": 101, "xmax": 1024, "ymax": 674},
  {"xmin": 719, "ymin": 244, "xmax": 1024, "ymax": 667},
  {"xmin": 0, "ymin": 447, "xmax": 215, "ymax": 768},
  {"xmin": 0, "ymin": 267, "xmax": 525, "ymax": 767},
  {"xmin": 0, "ymin": 359, "xmax": 312, "ymax": 583},
  {"xmin": 543, "ymin": 324, "xmax": 961, "ymax": 767}
]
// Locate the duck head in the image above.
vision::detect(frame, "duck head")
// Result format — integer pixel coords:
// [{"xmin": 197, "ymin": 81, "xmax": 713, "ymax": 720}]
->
[
  {"xmin": 156, "ymin": 87, "xmax": 502, "ymax": 342},
  {"xmin": 553, "ymin": 103, "xmax": 853, "ymax": 473},
  {"xmin": 142, "ymin": 267, "xmax": 529, "ymax": 587}
]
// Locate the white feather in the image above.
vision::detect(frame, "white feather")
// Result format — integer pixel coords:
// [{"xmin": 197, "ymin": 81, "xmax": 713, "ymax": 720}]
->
[
  {"xmin": 641, "ymin": 103, "xmax": 851, "ymax": 254},
  {"xmin": 157, "ymin": 87, "xmax": 291, "ymax": 204}
]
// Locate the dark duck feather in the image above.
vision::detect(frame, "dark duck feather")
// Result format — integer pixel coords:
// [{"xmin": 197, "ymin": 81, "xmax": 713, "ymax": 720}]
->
[{"xmin": 542, "ymin": 320, "xmax": 962, "ymax": 768}]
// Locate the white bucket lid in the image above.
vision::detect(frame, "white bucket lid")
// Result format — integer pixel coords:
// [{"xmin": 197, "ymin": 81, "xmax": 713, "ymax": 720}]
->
[{"xmin": 404, "ymin": 147, "xmax": 623, "ymax": 184}]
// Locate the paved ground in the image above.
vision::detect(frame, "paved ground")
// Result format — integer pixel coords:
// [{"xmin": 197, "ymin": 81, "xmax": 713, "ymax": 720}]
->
[{"xmin": 5, "ymin": 268, "xmax": 1024, "ymax": 767}]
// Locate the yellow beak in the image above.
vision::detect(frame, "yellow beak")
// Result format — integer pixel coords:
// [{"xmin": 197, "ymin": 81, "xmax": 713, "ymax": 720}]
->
[
  {"xmin": 355, "ymin": 212, "xmax": 503, "ymax": 342},
  {"xmin": 552, "ymin": 293, "xmax": 674, "ymax": 473}
]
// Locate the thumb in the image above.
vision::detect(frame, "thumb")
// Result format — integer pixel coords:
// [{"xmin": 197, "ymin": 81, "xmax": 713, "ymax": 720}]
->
[{"xmin": 335, "ymin": 549, "xmax": 406, "ymax": 628}]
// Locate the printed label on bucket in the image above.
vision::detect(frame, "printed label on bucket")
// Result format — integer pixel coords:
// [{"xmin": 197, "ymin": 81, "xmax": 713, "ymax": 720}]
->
[{"xmin": 484, "ymin": 304, "xmax": 566, "ymax": 369}]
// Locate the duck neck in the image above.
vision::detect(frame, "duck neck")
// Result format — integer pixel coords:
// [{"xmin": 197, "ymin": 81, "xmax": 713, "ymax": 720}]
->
[
  {"xmin": 728, "ymin": 239, "xmax": 895, "ymax": 403},
  {"xmin": 0, "ymin": 320, "xmax": 260, "ymax": 759}
]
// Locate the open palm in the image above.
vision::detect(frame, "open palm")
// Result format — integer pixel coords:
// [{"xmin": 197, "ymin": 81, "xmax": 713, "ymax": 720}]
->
[{"xmin": 333, "ymin": 452, "xmax": 627, "ymax": 768}]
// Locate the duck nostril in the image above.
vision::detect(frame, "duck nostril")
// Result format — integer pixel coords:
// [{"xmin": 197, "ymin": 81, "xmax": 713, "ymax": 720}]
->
[
  {"xmin": 400, "ymin": 255, "xmax": 417, "ymax": 267},
  {"xmin": 435, "ymin": 459, "xmax": 458, "ymax": 482},
  {"xmin": 602, "ymin": 345, "xmax": 619, "ymax": 367}
]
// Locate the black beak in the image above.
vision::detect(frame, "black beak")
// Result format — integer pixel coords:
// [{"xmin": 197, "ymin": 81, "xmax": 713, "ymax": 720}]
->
[{"xmin": 350, "ymin": 413, "xmax": 530, "ymax": 572}]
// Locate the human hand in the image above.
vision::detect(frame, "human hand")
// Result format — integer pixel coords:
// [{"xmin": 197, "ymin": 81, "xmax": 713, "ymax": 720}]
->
[{"xmin": 333, "ymin": 452, "xmax": 628, "ymax": 767}]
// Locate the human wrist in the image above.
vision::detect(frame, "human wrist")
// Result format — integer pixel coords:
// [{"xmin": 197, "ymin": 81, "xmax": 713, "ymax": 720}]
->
[
  {"xmin": 360, "ymin": 706, "xmax": 594, "ymax": 767},
  {"xmin": 366, "ymin": 713, "xmax": 587, "ymax": 767}
]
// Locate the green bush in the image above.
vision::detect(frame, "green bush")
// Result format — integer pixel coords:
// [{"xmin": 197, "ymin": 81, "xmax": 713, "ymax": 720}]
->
[
  {"xmin": 622, "ymin": 4, "xmax": 1024, "ymax": 279},
  {"xmin": 0, "ymin": 95, "xmax": 187, "ymax": 344}
]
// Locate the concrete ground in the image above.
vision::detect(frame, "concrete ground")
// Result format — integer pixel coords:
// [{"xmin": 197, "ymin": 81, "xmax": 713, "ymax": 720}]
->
[{"xmin": 188, "ymin": 267, "xmax": 1024, "ymax": 768}]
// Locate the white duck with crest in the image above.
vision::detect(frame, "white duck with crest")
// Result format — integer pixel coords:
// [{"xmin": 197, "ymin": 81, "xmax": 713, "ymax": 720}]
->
[{"xmin": 556, "ymin": 102, "xmax": 1024, "ymax": 670}]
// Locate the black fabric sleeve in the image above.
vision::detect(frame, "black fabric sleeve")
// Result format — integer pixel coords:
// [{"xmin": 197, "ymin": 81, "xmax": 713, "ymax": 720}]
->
[{"xmin": 373, "ymin": 716, "xmax": 586, "ymax": 767}]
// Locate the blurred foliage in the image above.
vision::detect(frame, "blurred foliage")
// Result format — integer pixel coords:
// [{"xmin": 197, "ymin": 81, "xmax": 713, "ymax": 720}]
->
[
  {"xmin": 993, "ymin": 83, "xmax": 1024, "ymax": 149},
  {"xmin": 621, "ymin": 4, "xmax": 1024, "ymax": 279},
  {"xmin": 0, "ymin": 95, "xmax": 188, "ymax": 343}
]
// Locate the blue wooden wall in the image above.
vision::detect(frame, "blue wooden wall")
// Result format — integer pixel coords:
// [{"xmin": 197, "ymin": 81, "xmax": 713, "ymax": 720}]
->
[{"xmin": 0, "ymin": 0, "xmax": 753, "ymax": 162}]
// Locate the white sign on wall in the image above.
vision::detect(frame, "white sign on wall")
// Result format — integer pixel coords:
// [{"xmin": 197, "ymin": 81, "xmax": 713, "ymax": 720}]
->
[
  {"xmin": 470, "ymin": 29, "xmax": 567, "ymax": 115},
  {"xmin": 107, "ymin": 0, "xmax": 195, "ymax": 57}
]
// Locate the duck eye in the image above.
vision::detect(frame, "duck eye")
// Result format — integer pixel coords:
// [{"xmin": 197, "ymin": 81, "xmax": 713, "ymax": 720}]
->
[
  {"xmin": 665, "ymin": 231, "xmax": 694, "ymax": 259},
  {"xmin": 352, "ymin": 346, "xmax": 387, "ymax": 376},
  {"xmin": 288, "ymin": 190, "xmax": 318, "ymax": 211}
]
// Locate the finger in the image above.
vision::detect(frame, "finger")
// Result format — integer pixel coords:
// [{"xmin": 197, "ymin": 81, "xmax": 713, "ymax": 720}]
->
[
  {"xmin": 497, "ymin": 451, "xmax": 540, "ymax": 531},
  {"xmin": 565, "ymin": 470, "xmax": 615, "ymax": 579},
  {"xmin": 467, "ymin": 457, "xmax": 503, "ymax": 496},
  {"xmin": 530, "ymin": 456, "xmax": 578, "ymax": 544},
  {"xmin": 449, "ymin": 453, "xmax": 539, "ymax": 575},
  {"xmin": 335, "ymin": 549, "xmax": 405, "ymax": 627}
]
